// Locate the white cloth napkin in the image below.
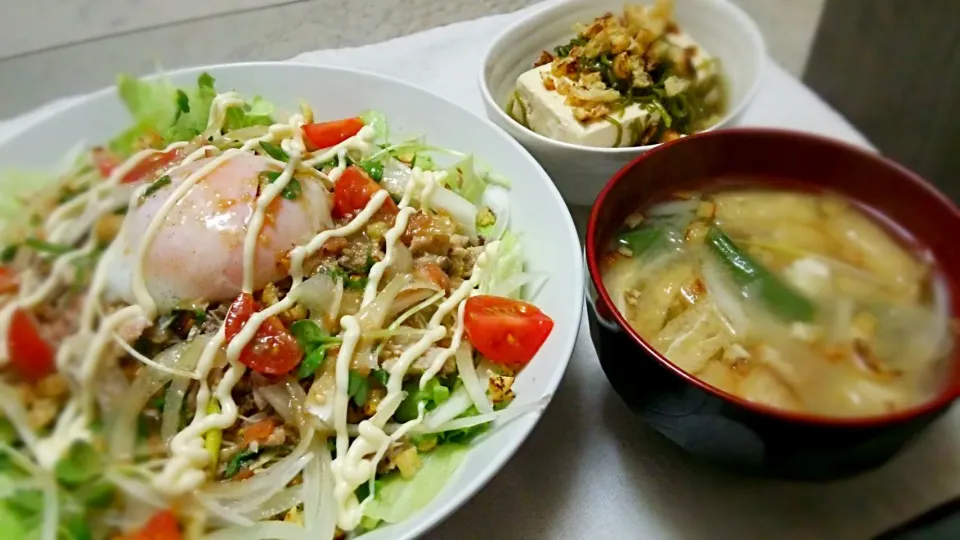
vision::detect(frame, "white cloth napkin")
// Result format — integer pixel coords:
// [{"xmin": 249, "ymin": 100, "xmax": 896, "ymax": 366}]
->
[{"xmin": 3, "ymin": 4, "xmax": 956, "ymax": 540}]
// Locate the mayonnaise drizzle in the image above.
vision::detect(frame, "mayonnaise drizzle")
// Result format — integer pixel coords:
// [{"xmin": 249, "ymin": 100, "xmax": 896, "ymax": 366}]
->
[
  {"xmin": 155, "ymin": 117, "xmax": 380, "ymax": 496},
  {"xmin": 330, "ymin": 241, "xmax": 499, "ymax": 530}
]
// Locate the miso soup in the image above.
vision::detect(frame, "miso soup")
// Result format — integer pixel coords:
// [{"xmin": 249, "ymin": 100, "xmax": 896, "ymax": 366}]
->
[{"xmin": 601, "ymin": 188, "xmax": 954, "ymax": 417}]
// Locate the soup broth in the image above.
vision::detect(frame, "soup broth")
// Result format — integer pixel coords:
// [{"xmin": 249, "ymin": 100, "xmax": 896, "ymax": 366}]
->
[{"xmin": 601, "ymin": 187, "xmax": 954, "ymax": 417}]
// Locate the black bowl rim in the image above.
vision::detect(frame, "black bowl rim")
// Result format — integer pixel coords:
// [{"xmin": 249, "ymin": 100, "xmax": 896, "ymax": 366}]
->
[{"xmin": 585, "ymin": 126, "xmax": 960, "ymax": 428}]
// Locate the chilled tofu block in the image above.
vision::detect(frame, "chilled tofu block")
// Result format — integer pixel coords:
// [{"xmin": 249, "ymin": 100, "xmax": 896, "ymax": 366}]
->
[{"xmin": 512, "ymin": 65, "xmax": 654, "ymax": 148}]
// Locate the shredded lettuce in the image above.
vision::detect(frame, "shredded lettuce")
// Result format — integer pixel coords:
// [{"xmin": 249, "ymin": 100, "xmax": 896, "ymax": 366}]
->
[
  {"xmin": 360, "ymin": 110, "xmax": 388, "ymax": 144},
  {"xmin": 0, "ymin": 503, "xmax": 25, "ymax": 540},
  {"xmin": 109, "ymin": 72, "xmax": 275, "ymax": 156},
  {"xmin": 481, "ymin": 230, "xmax": 524, "ymax": 297},
  {"xmin": 0, "ymin": 170, "xmax": 55, "ymax": 231},
  {"xmin": 110, "ymin": 72, "xmax": 212, "ymax": 155},
  {"xmin": 361, "ymin": 444, "xmax": 468, "ymax": 527},
  {"xmin": 223, "ymin": 95, "xmax": 275, "ymax": 131},
  {"xmin": 444, "ymin": 155, "xmax": 487, "ymax": 205}
]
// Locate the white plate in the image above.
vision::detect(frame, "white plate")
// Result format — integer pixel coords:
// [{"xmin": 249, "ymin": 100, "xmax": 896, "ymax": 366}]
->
[{"xmin": 0, "ymin": 62, "xmax": 583, "ymax": 539}]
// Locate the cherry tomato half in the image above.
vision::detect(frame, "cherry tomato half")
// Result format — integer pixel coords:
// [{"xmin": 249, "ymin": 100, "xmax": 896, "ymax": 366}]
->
[
  {"xmin": 224, "ymin": 293, "xmax": 302, "ymax": 375},
  {"xmin": 302, "ymin": 117, "xmax": 365, "ymax": 150},
  {"xmin": 0, "ymin": 267, "xmax": 19, "ymax": 295},
  {"xmin": 463, "ymin": 295, "xmax": 554, "ymax": 366},
  {"xmin": 92, "ymin": 146, "xmax": 184, "ymax": 184},
  {"xmin": 8, "ymin": 308, "xmax": 55, "ymax": 382},
  {"xmin": 331, "ymin": 166, "xmax": 398, "ymax": 220},
  {"xmin": 130, "ymin": 509, "xmax": 181, "ymax": 540}
]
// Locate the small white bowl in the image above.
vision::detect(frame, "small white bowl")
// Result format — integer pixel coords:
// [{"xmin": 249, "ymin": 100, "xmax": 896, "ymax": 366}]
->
[{"xmin": 479, "ymin": 0, "xmax": 766, "ymax": 206}]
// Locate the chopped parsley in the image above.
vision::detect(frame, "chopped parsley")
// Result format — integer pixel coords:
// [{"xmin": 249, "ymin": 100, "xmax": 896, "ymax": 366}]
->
[
  {"xmin": 174, "ymin": 89, "xmax": 191, "ymax": 122},
  {"xmin": 0, "ymin": 245, "xmax": 18, "ymax": 263},
  {"xmin": 290, "ymin": 320, "xmax": 341, "ymax": 379},
  {"xmin": 348, "ymin": 370, "xmax": 370, "ymax": 407}
]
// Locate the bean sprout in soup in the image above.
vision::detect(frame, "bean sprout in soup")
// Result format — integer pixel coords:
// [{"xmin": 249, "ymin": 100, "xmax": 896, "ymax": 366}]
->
[{"xmin": 600, "ymin": 187, "xmax": 954, "ymax": 417}]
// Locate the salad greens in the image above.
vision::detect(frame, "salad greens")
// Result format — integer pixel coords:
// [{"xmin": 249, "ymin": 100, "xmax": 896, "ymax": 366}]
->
[
  {"xmin": 110, "ymin": 72, "xmax": 275, "ymax": 157},
  {"xmin": 361, "ymin": 443, "xmax": 468, "ymax": 528}
]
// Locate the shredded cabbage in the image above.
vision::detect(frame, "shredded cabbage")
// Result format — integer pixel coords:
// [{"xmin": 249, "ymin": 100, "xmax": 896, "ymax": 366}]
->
[
  {"xmin": 223, "ymin": 95, "xmax": 275, "ymax": 131},
  {"xmin": 480, "ymin": 230, "xmax": 525, "ymax": 298},
  {"xmin": 361, "ymin": 443, "xmax": 468, "ymax": 527},
  {"xmin": 360, "ymin": 110, "xmax": 388, "ymax": 144},
  {"xmin": 444, "ymin": 155, "xmax": 487, "ymax": 204}
]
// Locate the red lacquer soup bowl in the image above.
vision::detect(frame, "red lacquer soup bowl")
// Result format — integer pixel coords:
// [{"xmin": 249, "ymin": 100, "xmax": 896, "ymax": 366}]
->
[{"xmin": 585, "ymin": 128, "xmax": 960, "ymax": 480}]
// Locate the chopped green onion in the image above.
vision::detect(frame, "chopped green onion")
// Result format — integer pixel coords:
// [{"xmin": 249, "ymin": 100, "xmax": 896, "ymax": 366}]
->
[
  {"xmin": 205, "ymin": 399, "xmax": 222, "ymax": 474},
  {"xmin": 260, "ymin": 141, "xmax": 289, "ymax": 162},
  {"xmin": 616, "ymin": 224, "xmax": 668, "ymax": 257},
  {"xmin": 371, "ymin": 369, "xmax": 389, "ymax": 386},
  {"xmin": 139, "ymin": 174, "xmax": 172, "ymax": 205},
  {"xmin": 706, "ymin": 226, "xmax": 815, "ymax": 322},
  {"xmin": 281, "ymin": 179, "xmax": 302, "ymax": 200},
  {"xmin": 360, "ymin": 160, "xmax": 384, "ymax": 182},
  {"xmin": 258, "ymin": 170, "xmax": 300, "ymax": 200},
  {"xmin": 24, "ymin": 238, "xmax": 72, "ymax": 255},
  {"xmin": 605, "ymin": 116, "xmax": 624, "ymax": 147}
]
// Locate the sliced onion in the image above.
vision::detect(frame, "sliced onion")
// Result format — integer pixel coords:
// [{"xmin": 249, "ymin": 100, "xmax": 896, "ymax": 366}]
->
[
  {"xmin": 381, "ymin": 158, "xmax": 414, "ymax": 198},
  {"xmin": 329, "ymin": 278, "xmax": 344, "ymax": 321},
  {"xmin": 647, "ymin": 198, "xmax": 700, "ymax": 217},
  {"xmin": 421, "ymin": 386, "xmax": 474, "ymax": 430},
  {"xmin": 241, "ymin": 486, "xmax": 304, "ymax": 522},
  {"xmin": 352, "ymin": 347, "xmax": 380, "ymax": 372},
  {"xmin": 108, "ymin": 369, "xmax": 169, "ymax": 460},
  {"xmin": 456, "ymin": 343, "xmax": 492, "ymax": 414},
  {"xmin": 388, "ymin": 285, "xmax": 440, "ymax": 319},
  {"xmin": 430, "ymin": 186, "xmax": 478, "ymax": 238},
  {"xmin": 424, "ymin": 396, "xmax": 550, "ymax": 434},
  {"xmin": 197, "ymin": 495, "xmax": 256, "ymax": 527},
  {"xmin": 105, "ymin": 470, "xmax": 166, "ymax": 508},
  {"xmin": 108, "ymin": 337, "xmax": 211, "ymax": 460},
  {"xmin": 356, "ymin": 274, "xmax": 411, "ymax": 332},
  {"xmin": 256, "ymin": 378, "xmax": 307, "ymax": 433},
  {"xmin": 203, "ymin": 427, "xmax": 314, "ymax": 501},
  {"xmin": 297, "ymin": 272, "xmax": 339, "ymax": 318},
  {"xmin": 700, "ymin": 256, "xmax": 750, "ymax": 336},
  {"xmin": 301, "ymin": 441, "xmax": 322, "ymax": 532},
  {"xmin": 490, "ymin": 271, "xmax": 548, "ymax": 300},
  {"xmin": 96, "ymin": 362, "xmax": 130, "ymax": 415},
  {"xmin": 161, "ymin": 378, "xmax": 191, "ymax": 442},
  {"xmin": 314, "ymin": 444, "xmax": 337, "ymax": 539},
  {"xmin": 224, "ymin": 454, "xmax": 312, "ymax": 514},
  {"xmin": 386, "ymin": 242, "xmax": 414, "ymax": 279},
  {"xmin": 383, "ymin": 158, "xmax": 478, "ymax": 237},
  {"xmin": 204, "ymin": 521, "xmax": 309, "ymax": 540}
]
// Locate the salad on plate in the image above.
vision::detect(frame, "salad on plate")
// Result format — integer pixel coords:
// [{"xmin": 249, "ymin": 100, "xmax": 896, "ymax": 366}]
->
[{"xmin": 0, "ymin": 72, "xmax": 554, "ymax": 539}]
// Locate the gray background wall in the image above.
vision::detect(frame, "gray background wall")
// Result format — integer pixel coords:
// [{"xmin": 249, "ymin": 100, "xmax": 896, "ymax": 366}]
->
[{"xmin": 0, "ymin": 0, "xmax": 824, "ymax": 118}]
